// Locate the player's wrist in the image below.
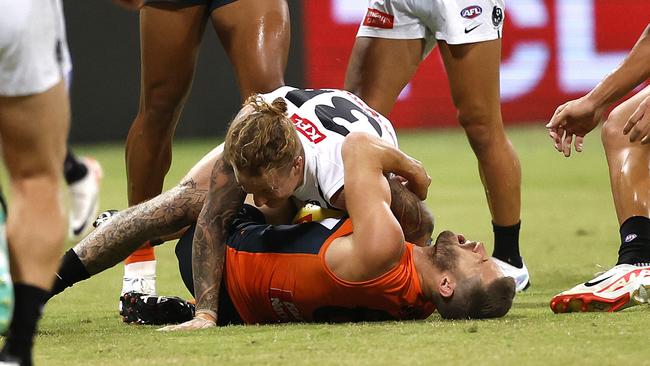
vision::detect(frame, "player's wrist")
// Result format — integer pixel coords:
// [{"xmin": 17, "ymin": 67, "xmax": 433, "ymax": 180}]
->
[{"xmin": 195, "ymin": 309, "xmax": 217, "ymax": 323}]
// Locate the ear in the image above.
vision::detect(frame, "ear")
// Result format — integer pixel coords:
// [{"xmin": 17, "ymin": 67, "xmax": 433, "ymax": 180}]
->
[
  {"xmin": 293, "ymin": 155, "xmax": 303, "ymax": 170},
  {"xmin": 438, "ymin": 273, "xmax": 456, "ymax": 298}
]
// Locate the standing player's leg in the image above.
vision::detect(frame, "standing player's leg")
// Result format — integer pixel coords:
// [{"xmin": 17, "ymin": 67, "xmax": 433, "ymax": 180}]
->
[
  {"xmin": 437, "ymin": 39, "xmax": 526, "ymax": 289},
  {"xmin": 550, "ymin": 86, "xmax": 650, "ymax": 313},
  {"xmin": 344, "ymin": 37, "xmax": 422, "ymax": 117},
  {"xmin": 123, "ymin": 2, "xmax": 208, "ymax": 296},
  {"xmin": 0, "ymin": 80, "xmax": 69, "ymax": 365},
  {"xmin": 209, "ymin": 0, "xmax": 289, "ymax": 98},
  {"xmin": 602, "ymin": 86, "xmax": 650, "ymax": 264}
]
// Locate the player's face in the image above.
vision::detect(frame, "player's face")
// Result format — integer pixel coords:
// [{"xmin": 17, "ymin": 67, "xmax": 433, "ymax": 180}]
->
[
  {"xmin": 433, "ymin": 231, "xmax": 503, "ymax": 285},
  {"xmin": 235, "ymin": 161, "xmax": 303, "ymax": 208}
]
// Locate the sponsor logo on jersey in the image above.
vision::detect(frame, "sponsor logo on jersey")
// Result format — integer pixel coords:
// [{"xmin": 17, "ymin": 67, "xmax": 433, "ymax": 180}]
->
[
  {"xmin": 460, "ymin": 5, "xmax": 482, "ymax": 19},
  {"xmin": 363, "ymin": 8, "xmax": 394, "ymax": 29},
  {"xmin": 270, "ymin": 288, "xmax": 303, "ymax": 321},
  {"xmin": 492, "ymin": 6, "xmax": 504, "ymax": 27},
  {"xmin": 291, "ymin": 114, "xmax": 326, "ymax": 144}
]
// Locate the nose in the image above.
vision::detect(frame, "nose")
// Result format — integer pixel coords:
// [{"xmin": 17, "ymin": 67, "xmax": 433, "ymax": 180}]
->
[{"xmin": 473, "ymin": 242, "xmax": 487, "ymax": 257}]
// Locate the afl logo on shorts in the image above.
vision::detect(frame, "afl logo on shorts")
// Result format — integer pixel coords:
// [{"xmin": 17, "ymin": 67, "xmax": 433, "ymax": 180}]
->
[
  {"xmin": 460, "ymin": 5, "xmax": 482, "ymax": 19},
  {"xmin": 492, "ymin": 6, "xmax": 504, "ymax": 27}
]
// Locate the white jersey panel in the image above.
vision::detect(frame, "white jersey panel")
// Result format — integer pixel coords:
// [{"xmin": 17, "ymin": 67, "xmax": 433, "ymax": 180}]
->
[{"xmin": 260, "ymin": 87, "xmax": 398, "ymax": 208}]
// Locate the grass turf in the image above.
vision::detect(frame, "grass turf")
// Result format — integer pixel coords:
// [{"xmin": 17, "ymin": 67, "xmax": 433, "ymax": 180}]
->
[{"xmin": 6, "ymin": 125, "xmax": 647, "ymax": 365}]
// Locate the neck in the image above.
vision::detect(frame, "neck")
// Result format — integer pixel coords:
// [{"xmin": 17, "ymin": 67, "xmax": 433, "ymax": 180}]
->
[{"xmin": 412, "ymin": 245, "xmax": 442, "ymax": 301}]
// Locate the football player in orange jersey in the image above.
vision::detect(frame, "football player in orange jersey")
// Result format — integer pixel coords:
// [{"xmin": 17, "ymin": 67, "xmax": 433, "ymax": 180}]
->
[
  {"xmin": 51, "ymin": 132, "xmax": 515, "ymax": 326},
  {"xmin": 159, "ymin": 131, "xmax": 515, "ymax": 328}
]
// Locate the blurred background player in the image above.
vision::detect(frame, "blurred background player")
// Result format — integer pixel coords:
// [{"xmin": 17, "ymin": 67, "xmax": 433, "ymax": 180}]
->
[
  {"xmin": 0, "ymin": 2, "xmax": 72, "ymax": 363},
  {"xmin": 121, "ymin": 0, "xmax": 290, "ymax": 300},
  {"xmin": 0, "ymin": 1, "xmax": 139, "ymax": 364},
  {"xmin": 547, "ymin": 25, "xmax": 650, "ymax": 313},
  {"xmin": 344, "ymin": 0, "xmax": 528, "ymax": 291}
]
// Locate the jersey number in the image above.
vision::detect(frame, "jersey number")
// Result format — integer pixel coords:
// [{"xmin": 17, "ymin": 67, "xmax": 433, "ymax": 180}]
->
[{"xmin": 286, "ymin": 90, "xmax": 383, "ymax": 137}]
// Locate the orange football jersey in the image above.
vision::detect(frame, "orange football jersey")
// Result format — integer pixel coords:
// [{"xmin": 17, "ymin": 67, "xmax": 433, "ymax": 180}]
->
[{"xmin": 225, "ymin": 217, "xmax": 435, "ymax": 323}]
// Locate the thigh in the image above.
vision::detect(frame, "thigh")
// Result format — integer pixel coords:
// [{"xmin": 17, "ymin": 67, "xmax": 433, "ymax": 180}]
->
[
  {"xmin": 438, "ymin": 39, "xmax": 502, "ymax": 119},
  {"xmin": 608, "ymin": 86, "xmax": 650, "ymax": 127},
  {"xmin": 0, "ymin": 81, "xmax": 69, "ymax": 178},
  {"xmin": 210, "ymin": 0, "xmax": 289, "ymax": 98},
  {"xmin": 139, "ymin": 3, "xmax": 208, "ymax": 101},
  {"xmin": 344, "ymin": 37, "xmax": 422, "ymax": 117}
]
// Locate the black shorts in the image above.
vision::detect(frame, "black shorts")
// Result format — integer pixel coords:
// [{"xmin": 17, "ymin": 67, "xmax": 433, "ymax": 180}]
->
[{"xmin": 144, "ymin": 0, "xmax": 236, "ymax": 13}]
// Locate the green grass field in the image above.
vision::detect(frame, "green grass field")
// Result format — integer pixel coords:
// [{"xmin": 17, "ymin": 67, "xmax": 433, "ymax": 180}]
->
[{"xmin": 8, "ymin": 126, "xmax": 649, "ymax": 365}]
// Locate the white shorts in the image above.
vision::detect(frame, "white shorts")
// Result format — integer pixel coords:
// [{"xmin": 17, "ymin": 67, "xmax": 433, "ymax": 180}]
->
[
  {"xmin": 0, "ymin": 0, "xmax": 72, "ymax": 96},
  {"xmin": 357, "ymin": 0, "xmax": 505, "ymax": 58}
]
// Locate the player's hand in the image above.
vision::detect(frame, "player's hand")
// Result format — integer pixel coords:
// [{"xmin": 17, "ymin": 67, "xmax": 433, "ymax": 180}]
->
[
  {"xmin": 546, "ymin": 96, "xmax": 603, "ymax": 157},
  {"xmin": 157, "ymin": 310, "xmax": 216, "ymax": 332},
  {"xmin": 112, "ymin": 0, "xmax": 144, "ymax": 10},
  {"xmin": 623, "ymin": 95, "xmax": 650, "ymax": 144},
  {"xmin": 403, "ymin": 158, "xmax": 431, "ymax": 201}
]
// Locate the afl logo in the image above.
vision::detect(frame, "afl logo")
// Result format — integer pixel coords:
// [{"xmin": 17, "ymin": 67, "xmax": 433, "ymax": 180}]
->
[{"xmin": 460, "ymin": 5, "xmax": 482, "ymax": 19}]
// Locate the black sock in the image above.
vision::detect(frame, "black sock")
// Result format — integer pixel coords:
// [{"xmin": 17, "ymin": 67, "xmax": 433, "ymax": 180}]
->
[
  {"xmin": 616, "ymin": 216, "xmax": 650, "ymax": 265},
  {"xmin": 49, "ymin": 249, "xmax": 91, "ymax": 299},
  {"xmin": 63, "ymin": 150, "xmax": 88, "ymax": 185},
  {"xmin": 492, "ymin": 221, "xmax": 523, "ymax": 268},
  {"xmin": 1, "ymin": 284, "xmax": 49, "ymax": 366}
]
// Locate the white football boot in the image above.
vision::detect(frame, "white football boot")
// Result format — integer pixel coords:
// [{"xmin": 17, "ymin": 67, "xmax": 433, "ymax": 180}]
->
[
  {"xmin": 550, "ymin": 264, "xmax": 650, "ymax": 313},
  {"xmin": 69, "ymin": 157, "xmax": 103, "ymax": 238},
  {"xmin": 493, "ymin": 257, "xmax": 530, "ymax": 292}
]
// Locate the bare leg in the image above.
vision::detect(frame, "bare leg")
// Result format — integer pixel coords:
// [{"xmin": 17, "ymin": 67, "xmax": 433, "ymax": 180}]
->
[
  {"xmin": 0, "ymin": 80, "xmax": 68, "ymax": 289},
  {"xmin": 50, "ymin": 146, "xmax": 224, "ymax": 300},
  {"xmin": 74, "ymin": 180, "xmax": 206, "ymax": 275},
  {"xmin": 210, "ymin": 0, "xmax": 289, "ymax": 98},
  {"xmin": 601, "ymin": 86, "xmax": 650, "ymax": 224},
  {"xmin": 123, "ymin": 3, "xmax": 207, "ymax": 284},
  {"xmin": 0, "ymin": 80, "xmax": 68, "ymax": 362},
  {"xmin": 126, "ymin": 3, "xmax": 207, "ymax": 206},
  {"xmin": 344, "ymin": 37, "xmax": 422, "ymax": 116},
  {"xmin": 437, "ymin": 40, "xmax": 522, "ymax": 265}
]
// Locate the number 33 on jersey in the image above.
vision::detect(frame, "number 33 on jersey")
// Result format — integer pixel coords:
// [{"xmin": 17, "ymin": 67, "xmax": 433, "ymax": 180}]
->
[{"xmin": 260, "ymin": 87, "xmax": 399, "ymax": 209}]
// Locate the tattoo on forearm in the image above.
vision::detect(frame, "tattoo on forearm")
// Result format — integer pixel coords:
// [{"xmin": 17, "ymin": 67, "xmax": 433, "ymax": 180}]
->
[
  {"xmin": 192, "ymin": 158, "xmax": 245, "ymax": 313},
  {"xmin": 75, "ymin": 179, "xmax": 207, "ymax": 274},
  {"xmin": 388, "ymin": 178, "xmax": 434, "ymax": 246}
]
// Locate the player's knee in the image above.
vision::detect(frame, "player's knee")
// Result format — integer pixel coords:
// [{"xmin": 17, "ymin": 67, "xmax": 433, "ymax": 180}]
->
[
  {"xmin": 601, "ymin": 107, "xmax": 628, "ymax": 147},
  {"xmin": 457, "ymin": 106, "xmax": 502, "ymax": 152},
  {"xmin": 140, "ymin": 82, "xmax": 189, "ymax": 124}
]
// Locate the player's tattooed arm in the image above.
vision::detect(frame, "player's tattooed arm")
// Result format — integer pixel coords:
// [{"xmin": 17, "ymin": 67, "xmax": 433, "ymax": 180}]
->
[
  {"xmin": 74, "ymin": 179, "xmax": 206, "ymax": 274},
  {"xmin": 191, "ymin": 157, "xmax": 246, "ymax": 323},
  {"xmin": 388, "ymin": 176, "xmax": 434, "ymax": 247}
]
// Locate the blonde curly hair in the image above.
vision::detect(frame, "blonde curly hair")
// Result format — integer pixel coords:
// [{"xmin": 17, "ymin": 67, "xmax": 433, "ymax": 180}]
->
[{"xmin": 223, "ymin": 95, "xmax": 300, "ymax": 176}]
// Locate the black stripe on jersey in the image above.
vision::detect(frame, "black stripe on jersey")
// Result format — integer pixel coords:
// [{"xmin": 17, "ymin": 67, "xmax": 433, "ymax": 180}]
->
[
  {"xmin": 226, "ymin": 204, "xmax": 348, "ymax": 254},
  {"xmin": 285, "ymin": 89, "xmax": 331, "ymax": 108}
]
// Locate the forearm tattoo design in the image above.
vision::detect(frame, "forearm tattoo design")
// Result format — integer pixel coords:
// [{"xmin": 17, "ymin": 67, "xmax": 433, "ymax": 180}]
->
[
  {"xmin": 74, "ymin": 179, "xmax": 206, "ymax": 274},
  {"xmin": 388, "ymin": 178, "xmax": 434, "ymax": 246},
  {"xmin": 192, "ymin": 158, "xmax": 245, "ymax": 313}
]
